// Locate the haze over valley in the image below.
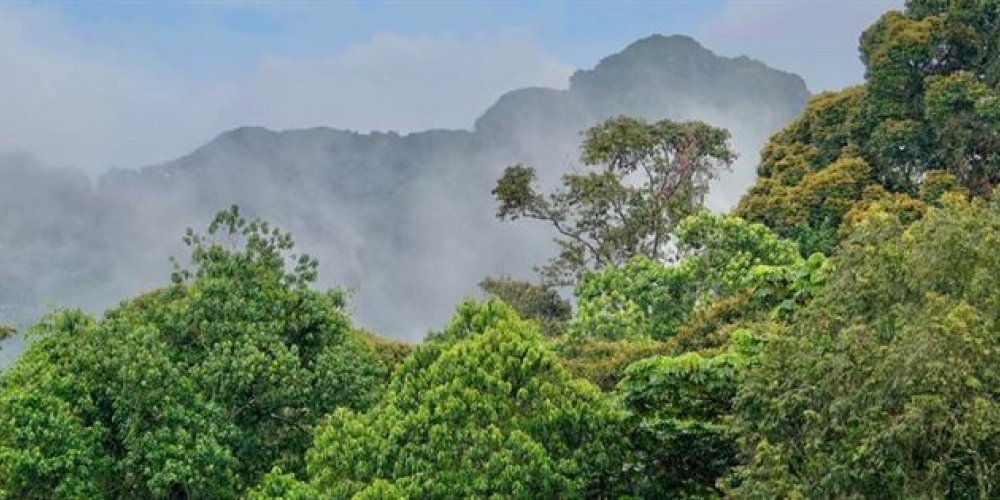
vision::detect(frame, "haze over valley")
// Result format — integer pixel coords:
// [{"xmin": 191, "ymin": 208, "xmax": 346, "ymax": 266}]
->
[{"xmin": 1, "ymin": 35, "xmax": 808, "ymax": 356}]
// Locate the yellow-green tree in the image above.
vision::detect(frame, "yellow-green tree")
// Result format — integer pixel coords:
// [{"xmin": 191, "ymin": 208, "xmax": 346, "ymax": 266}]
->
[
  {"xmin": 729, "ymin": 196, "xmax": 1000, "ymax": 498},
  {"xmin": 738, "ymin": 1, "xmax": 1000, "ymax": 253}
]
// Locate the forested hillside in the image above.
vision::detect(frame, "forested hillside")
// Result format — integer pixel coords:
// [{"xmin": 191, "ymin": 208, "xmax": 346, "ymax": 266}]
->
[{"xmin": 5, "ymin": 1, "xmax": 1000, "ymax": 498}]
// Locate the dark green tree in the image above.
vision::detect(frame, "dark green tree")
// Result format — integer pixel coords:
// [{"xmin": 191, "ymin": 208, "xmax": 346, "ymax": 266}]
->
[
  {"xmin": 479, "ymin": 276, "xmax": 571, "ymax": 336},
  {"xmin": 617, "ymin": 330, "xmax": 762, "ymax": 498},
  {"xmin": 860, "ymin": 3, "xmax": 1000, "ymax": 195},
  {"xmin": 0, "ymin": 207, "xmax": 386, "ymax": 498}
]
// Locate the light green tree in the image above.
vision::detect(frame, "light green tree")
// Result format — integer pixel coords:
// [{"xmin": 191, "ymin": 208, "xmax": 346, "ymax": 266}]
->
[
  {"xmin": 568, "ymin": 213, "xmax": 822, "ymax": 343},
  {"xmin": 263, "ymin": 300, "xmax": 625, "ymax": 498}
]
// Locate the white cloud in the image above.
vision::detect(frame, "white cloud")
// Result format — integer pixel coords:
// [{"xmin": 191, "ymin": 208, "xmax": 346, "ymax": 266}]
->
[
  {"xmin": 701, "ymin": 0, "xmax": 904, "ymax": 93},
  {"xmin": 0, "ymin": 1, "xmax": 910, "ymax": 172},
  {"xmin": 226, "ymin": 31, "xmax": 572, "ymax": 133},
  {"xmin": 0, "ymin": 7, "xmax": 570, "ymax": 172},
  {"xmin": 0, "ymin": 8, "xmax": 231, "ymax": 171}
]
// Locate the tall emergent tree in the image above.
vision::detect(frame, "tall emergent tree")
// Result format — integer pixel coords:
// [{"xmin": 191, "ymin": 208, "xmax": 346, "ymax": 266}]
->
[{"xmin": 493, "ymin": 116, "xmax": 736, "ymax": 285}]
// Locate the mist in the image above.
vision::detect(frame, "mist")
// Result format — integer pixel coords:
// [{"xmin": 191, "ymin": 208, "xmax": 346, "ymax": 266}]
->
[
  {"xmin": 2, "ymin": 0, "xmax": 902, "ymax": 370},
  {"xmin": 700, "ymin": 0, "xmax": 901, "ymax": 92},
  {"xmin": 0, "ymin": 7, "xmax": 570, "ymax": 173},
  {"xmin": 0, "ymin": 32, "xmax": 809, "ymax": 361}
]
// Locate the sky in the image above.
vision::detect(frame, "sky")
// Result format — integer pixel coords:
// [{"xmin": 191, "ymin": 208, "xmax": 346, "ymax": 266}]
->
[{"xmin": 0, "ymin": 0, "xmax": 902, "ymax": 172}]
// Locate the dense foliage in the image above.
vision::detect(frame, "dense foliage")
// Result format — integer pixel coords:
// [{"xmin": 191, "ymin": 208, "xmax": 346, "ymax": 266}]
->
[
  {"xmin": 738, "ymin": 0, "xmax": 1000, "ymax": 254},
  {"xmin": 619, "ymin": 330, "xmax": 762, "ymax": 498},
  {"xmin": 258, "ymin": 301, "xmax": 624, "ymax": 498},
  {"xmin": 729, "ymin": 196, "xmax": 1000, "ymax": 498},
  {"xmin": 0, "ymin": 207, "xmax": 385, "ymax": 498},
  {"xmin": 568, "ymin": 213, "xmax": 821, "ymax": 343},
  {"xmin": 6, "ymin": 2, "xmax": 1000, "ymax": 499}
]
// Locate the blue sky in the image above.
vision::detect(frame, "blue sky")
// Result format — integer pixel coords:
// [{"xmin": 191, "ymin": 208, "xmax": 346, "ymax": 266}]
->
[
  {"xmin": 26, "ymin": 1, "xmax": 726, "ymax": 77},
  {"xmin": 0, "ymin": 1, "xmax": 899, "ymax": 171}
]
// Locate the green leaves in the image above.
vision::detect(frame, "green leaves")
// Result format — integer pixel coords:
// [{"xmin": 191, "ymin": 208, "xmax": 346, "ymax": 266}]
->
[
  {"xmin": 570, "ymin": 255, "xmax": 694, "ymax": 341},
  {"xmin": 494, "ymin": 116, "xmax": 736, "ymax": 285},
  {"xmin": 172, "ymin": 205, "xmax": 319, "ymax": 288},
  {"xmin": 924, "ymin": 71, "xmax": 1000, "ymax": 195},
  {"xmin": 616, "ymin": 332, "xmax": 761, "ymax": 497},
  {"xmin": 0, "ymin": 382, "xmax": 109, "ymax": 499},
  {"xmin": 493, "ymin": 164, "xmax": 543, "ymax": 222},
  {"xmin": 581, "ymin": 117, "xmax": 736, "ymax": 171},
  {"xmin": 289, "ymin": 302, "xmax": 624, "ymax": 498},
  {"xmin": 0, "ymin": 207, "xmax": 386, "ymax": 498},
  {"xmin": 730, "ymin": 198, "xmax": 1000, "ymax": 498},
  {"xmin": 569, "ymin": 214, "xmax": 819, "ymax": 342}
]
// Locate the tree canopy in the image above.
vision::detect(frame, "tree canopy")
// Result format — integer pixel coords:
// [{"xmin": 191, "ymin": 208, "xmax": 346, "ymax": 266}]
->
[
  {"xmin": 494, "ymin": 116, "xmax": 736, "ymax": 285},
  {"xmin": 569, "ymin": 213, "xmax": 823, "ymax": 343},
  {"xmin": 729, "ymin": 196, "xmax": 1000, "ymax": 498},
  {"xmin": 0, "ymin": 207, "xmax": 386, "ymax": 498},
  {"xmin": 8, "ymin": 2, "xmax": 1000, "ymax": 499},
  {"xmin": 738, "ymin": 0, "xmax": 1000, "ymax": 254},
  {"xmin": 258, "ymin": 300, "xmax": 624, "ymax": 498}
]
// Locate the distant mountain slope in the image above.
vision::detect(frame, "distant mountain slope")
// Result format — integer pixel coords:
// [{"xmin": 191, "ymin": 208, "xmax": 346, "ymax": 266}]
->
[{"xmin": 0, "ymin": 34, "xmax": 809, "ymax": 353}]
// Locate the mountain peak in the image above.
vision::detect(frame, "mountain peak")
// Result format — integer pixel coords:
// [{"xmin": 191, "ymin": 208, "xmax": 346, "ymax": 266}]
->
[
  {"xmin": 565, "ymin": 32, "xmax": 808, "ymax": 111},
  {"xmin": 215, "ymin": 126, "xmax": 278, "ymax": 144},
  {"xmin": 624, "ymin": 34, "xmax": 708, "ymax": 54},
  {"xmin": 569, "ymin": 33, "xmax": 715, "ymax": 88}
]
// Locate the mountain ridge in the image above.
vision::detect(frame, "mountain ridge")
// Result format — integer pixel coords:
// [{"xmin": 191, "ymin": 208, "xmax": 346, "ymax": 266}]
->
[
  {"xmin": 122, "ymin": 33, "xmax": 808, "ymax": 180},
  {"xmin": 1, "ymin": 33, "xmax": 810, "ymax": 350}
]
